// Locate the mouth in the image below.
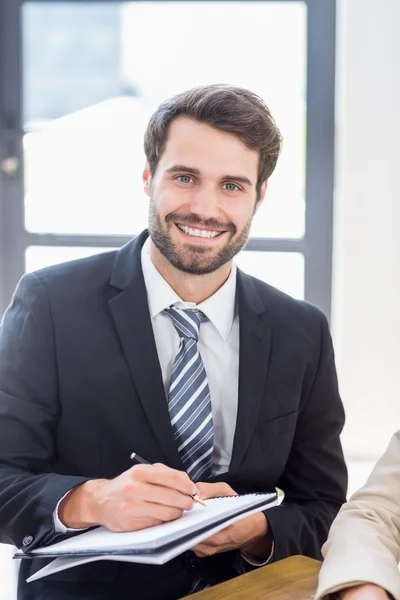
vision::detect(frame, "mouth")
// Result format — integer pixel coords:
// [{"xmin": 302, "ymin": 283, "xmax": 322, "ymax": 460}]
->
[{"xmin": 175, "ymin": 223, "xmax": 226, "ymax": 241}]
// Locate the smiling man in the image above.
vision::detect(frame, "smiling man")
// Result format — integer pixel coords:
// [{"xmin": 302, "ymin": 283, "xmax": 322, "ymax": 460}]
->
[
  {"xmin": 146, "ymin": 117, "xmax": 261, "ymax": 281},
  {"xmin": 0, "ymin": 84, "xmax": 347, "ymax": 600},
  {"xmin": 145, "ymin": 114, "xmax": 268, "ymax": 302}
]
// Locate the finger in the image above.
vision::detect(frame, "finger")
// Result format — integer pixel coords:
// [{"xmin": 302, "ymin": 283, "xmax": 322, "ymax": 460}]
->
[
  {"xmin": 192, "ymin": 549, "xmax": 211, "ymax": 557},
  {"xmin": 191, "ymin": 543, "xmax": 223, "ymax": 557},
  {"xmin": 130, "ymin": 464, "xmax": 198, "ymax": 496},
  {"xmin": 191, "ymin": 538, "xmax": 233, "ymax": 556},
  {"xmin": 191, "ymin": 545, "xmax": 216, "ymax": 557},
  {"xmin": 124, "ymin": 481, "xmax": 194, "ymax": 511},
  {"xmin": 194, "ymin": 531, "xmax": 227, "ymax": 548},
  {"xmin": 108, "ymin": 516, "xmax": 163, "ymax": 533},
  {"xmin": 125, "ymin": 516, "xmax": 163, "ymax": 531},
  {"xmin": 196, "ymin": 482, "xmax": 237, "ymax": 500},
  {"xmin": 122, "ymin": 500, "xmax": 184, "ymax": 523}
]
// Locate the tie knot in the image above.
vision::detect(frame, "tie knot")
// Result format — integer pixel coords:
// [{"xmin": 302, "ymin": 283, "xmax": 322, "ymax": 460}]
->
[{"xmin": 165, "ymin": 306, "xmax": 203, "ymax": 340}]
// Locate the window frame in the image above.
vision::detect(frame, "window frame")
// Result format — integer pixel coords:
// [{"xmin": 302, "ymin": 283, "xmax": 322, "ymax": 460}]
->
[{"xmin": 0, "ymin": 0, "xmax": 336, "ymax": 318}]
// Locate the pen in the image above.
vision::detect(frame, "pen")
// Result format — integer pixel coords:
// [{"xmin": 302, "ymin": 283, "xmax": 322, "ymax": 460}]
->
[{"xmin": 130, "ymin": 452, "xmax": 207, "ymax": 507}]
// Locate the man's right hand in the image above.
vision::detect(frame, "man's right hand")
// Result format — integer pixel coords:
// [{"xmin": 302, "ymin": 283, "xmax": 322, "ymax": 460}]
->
[
  {"xmin": 340, "ymin": 584, "xmax": 390, "ymax": 599},
  {"xmin": 58, "ymin": 463, "xmax": 198, "ymax": 532}
]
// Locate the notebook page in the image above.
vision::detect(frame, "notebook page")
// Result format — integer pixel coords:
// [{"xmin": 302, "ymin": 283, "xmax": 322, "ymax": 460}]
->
[
  {"xmin": 19, "ymin": 493, "xmax": 276, "ymax": 556},
  {"xmin": 26, "ymin": 496, "xmax": 279, "ymax": 582}
]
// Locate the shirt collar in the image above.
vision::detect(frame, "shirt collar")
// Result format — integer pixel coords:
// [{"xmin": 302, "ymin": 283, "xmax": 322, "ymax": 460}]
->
[{"xmin": 141, "ymin": 237, "xmax": 237, "ymax": 341}]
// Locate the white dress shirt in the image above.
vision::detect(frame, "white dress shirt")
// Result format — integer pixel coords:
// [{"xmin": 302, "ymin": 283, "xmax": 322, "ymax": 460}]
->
[{"xmin": 141, "ymin": 237, "xmax": 239, "ymax": 476}]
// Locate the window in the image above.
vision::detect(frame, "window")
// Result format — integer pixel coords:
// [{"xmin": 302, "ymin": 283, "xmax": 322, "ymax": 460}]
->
[
  {"xmin": 0, "ymin": 0, "xmax": 336, "ymax": 319},
  {"xmin": 23, "ymin": 2, "xmax": 306, "ymax": 240}
]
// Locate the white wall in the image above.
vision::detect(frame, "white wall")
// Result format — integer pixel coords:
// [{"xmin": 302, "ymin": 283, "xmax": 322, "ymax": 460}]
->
[{"xmin": 332, "ymin": 0, "xmax": 400, "ymax": 461}]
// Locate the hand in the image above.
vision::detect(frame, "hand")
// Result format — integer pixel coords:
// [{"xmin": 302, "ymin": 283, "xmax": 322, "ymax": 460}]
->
[
  {"xmin": 340, "ymin": 584, "xmax": 390, "ymax": 599},
  {"xmin": 59, "ymin": 463, "xmax": 198, "ymax": 532},
  {"xmin": 190, "ymin": 482, "xmax": 270, "ymax": 558}
]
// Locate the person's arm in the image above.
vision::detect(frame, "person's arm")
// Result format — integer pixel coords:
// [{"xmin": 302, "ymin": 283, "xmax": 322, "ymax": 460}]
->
[
  {"xmin": 259, "ymin": 311, "xmax": 348, "ymax": 560},
  {"xmin": 0, "ymin": 273, "xmax": 91, "ymax": 551},
  {"xmin": 0, "ymin": 273, "xmax": 197, "ymax": 552},
  {"xmin": 188, "ymin": 311, "xmax": 346, "ymax": 568},
  {"xmin": 315, "ymin": 431, "xmax": 400, "ymax": 600}
]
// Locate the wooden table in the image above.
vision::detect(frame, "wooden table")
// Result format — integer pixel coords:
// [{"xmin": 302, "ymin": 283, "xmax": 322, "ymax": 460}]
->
[{"xmin": 184, "ymin": 555, "xmax": 321, "ymax": 600}]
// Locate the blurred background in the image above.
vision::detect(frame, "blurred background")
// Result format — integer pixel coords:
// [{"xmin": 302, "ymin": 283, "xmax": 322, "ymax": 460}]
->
[{"xmin": 0, "ymin": 0, "xmax": 399, "ymax": 596}]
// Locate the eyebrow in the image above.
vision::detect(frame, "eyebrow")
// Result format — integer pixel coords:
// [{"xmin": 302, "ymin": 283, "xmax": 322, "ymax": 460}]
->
[
  {"xmin": 165, "ymin": 165, "xmax": 253, "ymax": 186},
  {"xmin": 166, "ymin": 165, "xmax": 200, "ymax": 176}
]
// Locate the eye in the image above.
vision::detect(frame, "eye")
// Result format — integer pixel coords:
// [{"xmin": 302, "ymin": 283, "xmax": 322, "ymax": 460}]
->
[
  {"xmin": 177, "ymin": 175, "xmax": 193, "ymax": 184},
  {"xmin": 223, "ymin": 182, "xmax": 240, "ymax": 192}
]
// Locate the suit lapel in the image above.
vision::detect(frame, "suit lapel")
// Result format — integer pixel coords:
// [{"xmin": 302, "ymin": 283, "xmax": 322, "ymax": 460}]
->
[
  {"xmin": 108, "ymin": 231, "xmax": 183, "ymax": 470},
  {"xmin": 230, "ymin": 270, "xmax": 272, "ymax": 472}
]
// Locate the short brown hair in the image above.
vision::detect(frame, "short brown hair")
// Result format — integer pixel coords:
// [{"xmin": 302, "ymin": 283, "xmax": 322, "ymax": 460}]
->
[{"xmin": 144, "ymin": 84, "xmax": 283, "ymax": 197}]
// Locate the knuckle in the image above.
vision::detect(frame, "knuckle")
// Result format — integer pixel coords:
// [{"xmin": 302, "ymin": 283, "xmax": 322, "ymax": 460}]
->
[
  {"xmin": 208, "ymin": 533, "xmax": 223, "ymax": 546},
  {"xmin": 123, "ymin": 480, "xmax": 139, "ymax": 498},
  {"xmin": 172, "ymin": 470, "xmax": 191, "ymax": 489},
  {"xmin": 169, "ymin": 471, "xmax": 183, "ymax": 485},
  {"xmin": 130, "ymin": 464, "xmax": 147, "ymax": 480},
  {"xmin": 184, "ymin": 473, "xmax": 196, "ymax": 489},
  {"xmin": 120, "ymin": 500, "xmax": 131, "ymax": 514},
  {"xmin": 125, "ymin": 478, "xmax": 138, "ymax": 490},
  {"xmin": 129, "ymin": 517, "xmax": 157, "ymax": 531},
  {"xmin": 182, "ymin": 496, "xmax": 194, "ymax": 511},
  {"xmin": 158, "ymin": 507, "xmax": 170, "ymax": 522},
  {"xmin": 165, "ymin": 491, "xmax": 192, "ymax": 512},
  {"xmin": 120, "ymin": 501, "xmax": 140, "ymax": 521},
  {"xmin": 166, "ymin": 507, "xmax": 182, "ymax": 521}
]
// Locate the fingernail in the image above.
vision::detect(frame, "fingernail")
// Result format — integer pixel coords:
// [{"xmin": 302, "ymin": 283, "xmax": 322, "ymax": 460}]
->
[{"xmin": 193, "ymin": 486, "xmax": 200, "ymax": 496}]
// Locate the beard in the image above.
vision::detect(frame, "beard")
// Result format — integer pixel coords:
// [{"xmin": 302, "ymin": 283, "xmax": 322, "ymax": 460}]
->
[{"xmin": 148, "ymin": 199, "xmax": 253, "ymax": 275}]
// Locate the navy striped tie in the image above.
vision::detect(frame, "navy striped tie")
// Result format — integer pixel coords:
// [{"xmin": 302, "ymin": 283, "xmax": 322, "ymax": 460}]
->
[{"xmin": 165, "ymin": 306, "xmax": 214, "ymax": 482}]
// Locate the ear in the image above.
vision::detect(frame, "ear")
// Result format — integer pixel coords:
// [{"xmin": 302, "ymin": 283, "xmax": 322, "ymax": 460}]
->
[
  {"xmin": 142, "ymin": 162, "xmax": 152, "ymax": 197},
  {"xmin": 254, "ymin": 180, "xmax": 268, "ymax": 214}
]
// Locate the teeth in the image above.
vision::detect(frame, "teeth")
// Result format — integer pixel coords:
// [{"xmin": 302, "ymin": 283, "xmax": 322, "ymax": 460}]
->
[{"xmin": 178, "ymin": 225, "xmax": 221, "ymax": 239}]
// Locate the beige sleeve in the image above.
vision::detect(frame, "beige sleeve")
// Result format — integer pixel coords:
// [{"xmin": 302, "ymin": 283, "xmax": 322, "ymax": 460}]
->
[{"xmin": 315, "ymin": 430, "xmax": 400, "ymax": 600}]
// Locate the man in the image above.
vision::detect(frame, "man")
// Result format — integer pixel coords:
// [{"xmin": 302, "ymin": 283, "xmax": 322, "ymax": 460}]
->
[
  {"xmin": 0, "ymin": 84, "xmax": 347, "ymax": 600},
  {"xmin": 316, "ymin": 431, "xmax": 400, "ymax": 600}
]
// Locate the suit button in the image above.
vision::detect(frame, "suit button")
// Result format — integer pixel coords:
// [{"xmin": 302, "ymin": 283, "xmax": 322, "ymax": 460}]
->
[
  {"xmin": 189, "ymin": 556, "xmax": 200, "ymax": 568},
  {"xmin": 22, "ymin": 535, "xmax": 33, "ymax": 547}
]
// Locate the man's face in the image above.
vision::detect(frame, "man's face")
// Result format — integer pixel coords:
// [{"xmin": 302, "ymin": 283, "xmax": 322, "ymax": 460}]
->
[{"xmin": 143, "ymin": 117, "xmax": 267, "ymax": 275}]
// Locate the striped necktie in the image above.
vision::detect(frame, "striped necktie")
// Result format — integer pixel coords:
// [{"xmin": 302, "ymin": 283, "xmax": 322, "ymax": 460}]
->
[{"xmin": 165, "ymin": 306, "xmax": 214, "ymax": 482}]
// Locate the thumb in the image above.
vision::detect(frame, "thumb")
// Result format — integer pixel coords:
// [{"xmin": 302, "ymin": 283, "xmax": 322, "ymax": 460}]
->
[{"xmin": 196, "ymin": 482, "xmax": 238, "ymax": 500}]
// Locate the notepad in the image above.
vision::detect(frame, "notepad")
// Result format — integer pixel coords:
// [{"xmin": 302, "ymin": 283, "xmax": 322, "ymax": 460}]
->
[{"xmin": 14, "ymin": 492, "xmax": 278, "ymax": 582}]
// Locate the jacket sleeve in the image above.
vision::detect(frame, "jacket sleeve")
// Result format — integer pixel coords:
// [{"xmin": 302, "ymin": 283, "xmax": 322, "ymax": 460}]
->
[
  {"xmin": 263, "ymin": 311, "xmax": 348, "ymax": 561},
  {"xmin": 316, "ymin": 431, "xmax": 400, "ymax": 600},
  {"xmin": 0, "ymin": 273, "xmax": 89, "ymax": 552}
]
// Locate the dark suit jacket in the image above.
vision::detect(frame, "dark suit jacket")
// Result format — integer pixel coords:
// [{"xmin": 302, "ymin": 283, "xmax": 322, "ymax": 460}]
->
[{"xmin": 0, "ymin": 230, "xmax": 347, "ymax": 600}]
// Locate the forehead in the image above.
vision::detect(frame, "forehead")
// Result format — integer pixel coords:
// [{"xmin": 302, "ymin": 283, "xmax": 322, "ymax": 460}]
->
[{"xmin": 158, "ymin": 117, "xmax": 259, "ymax": 183}]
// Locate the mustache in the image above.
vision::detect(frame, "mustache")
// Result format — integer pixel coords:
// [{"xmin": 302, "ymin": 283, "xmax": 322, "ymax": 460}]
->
[{"xmin": 166, "ymin": 212, "xmax": 236, "ymax": 233}]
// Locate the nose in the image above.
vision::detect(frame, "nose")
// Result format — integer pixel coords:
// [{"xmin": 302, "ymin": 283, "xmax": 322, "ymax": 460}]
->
[{"xmin": 189, "ymin": 185, "xmax": 220, "ymax": 221}]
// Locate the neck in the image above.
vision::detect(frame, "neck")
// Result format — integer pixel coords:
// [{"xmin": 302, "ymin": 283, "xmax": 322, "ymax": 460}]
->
[{"xmin": 149, "ymin": 242, "xmax": 231, "ymax": 304}]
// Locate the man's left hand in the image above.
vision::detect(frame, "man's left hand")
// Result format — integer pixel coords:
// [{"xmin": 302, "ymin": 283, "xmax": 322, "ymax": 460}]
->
[{"xmin": 190, "ymin": 482, "xmax": 270, "ymax": 558}]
